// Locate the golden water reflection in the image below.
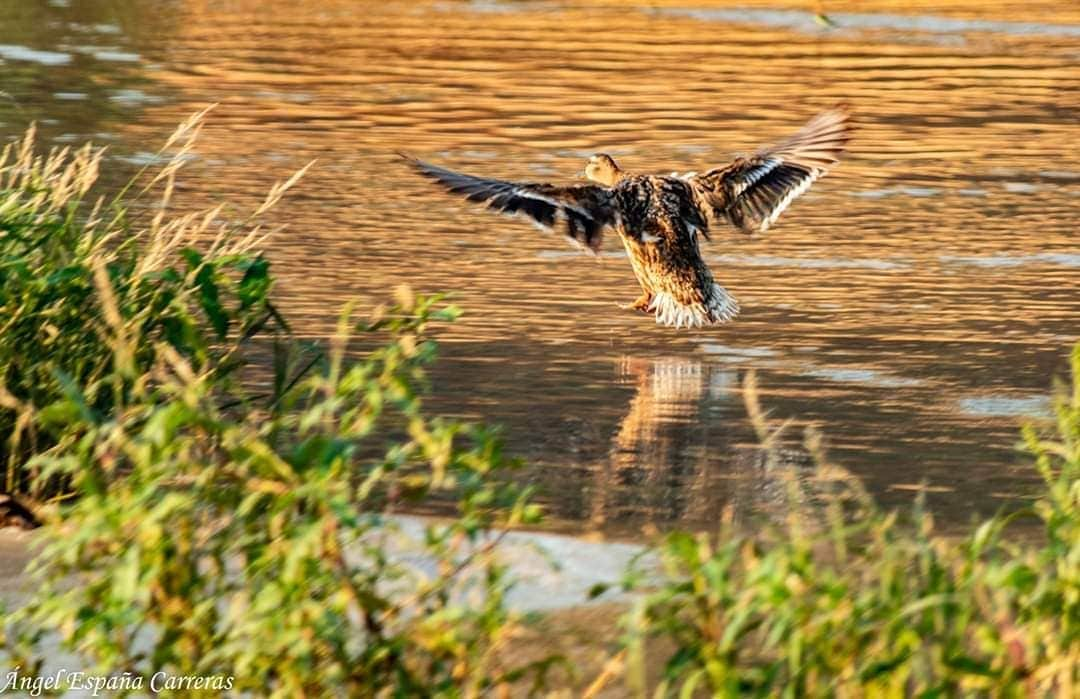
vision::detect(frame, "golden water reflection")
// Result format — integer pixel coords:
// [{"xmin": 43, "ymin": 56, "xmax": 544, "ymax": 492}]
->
[{"xmin": 1, "ymin": 0, "xmax": 1077, "ymax": 535}]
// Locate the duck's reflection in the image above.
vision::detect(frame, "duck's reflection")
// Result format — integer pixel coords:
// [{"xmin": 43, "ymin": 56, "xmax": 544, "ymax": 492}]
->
[
  {"xmin": 588, "ymin": 356, "xmax": 815, "ymax": 534},
  {"xmin": 589, "ymin": 356, "xmax": 733, "ymax": 530}
]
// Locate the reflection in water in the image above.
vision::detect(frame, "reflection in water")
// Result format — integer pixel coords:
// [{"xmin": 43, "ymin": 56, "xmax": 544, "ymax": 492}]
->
[
  {"xmin": 725, "ymin": 446, "xmax": 819, "ymax": 527},
  {"xmin": 658, "ymin": 7, "xmax": 1080, "ymax": 39},
  {"xmin": 588, "ymin": 357, "xmax": 820, "ymax": 533},
  {"xmin": 591, "ymin": 358, "xmax": 722, "ymax": 530},
  {"xmin": 1, "ymin": 0, "xmax": 1078, "ymax": 535},
  {"xmin": 0, "ymin": 0, "xmax": 178, "ymax": 149}
]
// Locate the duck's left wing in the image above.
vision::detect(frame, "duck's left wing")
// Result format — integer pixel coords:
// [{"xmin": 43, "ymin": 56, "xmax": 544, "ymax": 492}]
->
[
  {"xmin": 405, "ymin": 157, "xmax": 617, "ymax": 252},
  {"xmin": 689, "ymin": 107, "xmax": 851, "ymax": 234}
]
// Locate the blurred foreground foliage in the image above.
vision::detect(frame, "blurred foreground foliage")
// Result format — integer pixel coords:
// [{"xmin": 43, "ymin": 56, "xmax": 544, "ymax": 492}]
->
[
  {"xmin": 6, "ymin": 293, "xmax": 544, "ymax": 695},
  {"xmin": 0, "ymin": 114, "xmax": 1077, "ymax": 697}
]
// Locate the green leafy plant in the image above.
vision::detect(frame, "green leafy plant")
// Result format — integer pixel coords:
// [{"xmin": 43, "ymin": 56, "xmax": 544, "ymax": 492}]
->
[
  {"xmin": 598, "ymin": 358, "xmax": 1080, "ymax": 697},
  {"xmin": 5, "ymin": 288, "xmax": 545, "ymax": 696},
  {"xmin": 0, "ymin": 110, "xmax": 295, "ymax": 498}
]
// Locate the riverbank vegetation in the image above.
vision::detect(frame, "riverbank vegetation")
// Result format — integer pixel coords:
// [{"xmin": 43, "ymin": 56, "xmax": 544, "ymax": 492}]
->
[
  {"xmin": 595, "ymin": 364, "xmax": 1079, "ymax": 696},
  {"xmin": 0, "ymin": 109, "xmax": 284, "ymax": 500},
  {"xmin": 0, "ymin": 114, "xmax": 546, "ymax": 695},
  {"xmin": 0, "ymin": 116, "xmax": 1076, "ymax": 696}
]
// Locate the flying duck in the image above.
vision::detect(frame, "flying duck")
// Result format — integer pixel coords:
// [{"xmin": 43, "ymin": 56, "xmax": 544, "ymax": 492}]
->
[{"xmin": 405, "ymin": 107, "xmax": 851, "ymax": 328}]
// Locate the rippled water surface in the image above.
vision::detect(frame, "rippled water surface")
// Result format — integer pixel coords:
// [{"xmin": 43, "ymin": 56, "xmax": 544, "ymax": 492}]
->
[{"xmin": 2, "ymin": 0, "xmax": 1078, "ymax": 536}]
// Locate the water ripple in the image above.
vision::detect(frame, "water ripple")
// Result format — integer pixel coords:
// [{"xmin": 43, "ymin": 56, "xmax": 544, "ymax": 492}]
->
[{"xmin": 658, "ymin": 7, "xmax": 1080, "ymax": 38}]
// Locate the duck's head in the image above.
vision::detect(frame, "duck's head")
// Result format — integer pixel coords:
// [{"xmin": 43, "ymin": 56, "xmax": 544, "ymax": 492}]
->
[{"xmin": 584, "ymin": 153, "xmax": 622, "ymax": 186}]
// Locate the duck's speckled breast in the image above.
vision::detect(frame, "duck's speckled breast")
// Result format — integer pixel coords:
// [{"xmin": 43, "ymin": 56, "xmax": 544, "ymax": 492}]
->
[
  {"xmin": 613, "ymin": 175, "xmax": 706, "ymax": 242},
  {"xmin": 612, "ymin": 176, "xmax": 713, "ymax": 292}
]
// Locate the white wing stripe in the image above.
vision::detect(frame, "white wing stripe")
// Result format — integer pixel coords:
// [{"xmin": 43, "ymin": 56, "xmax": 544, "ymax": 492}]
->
[
  {"xmin": 759, "ymin": 171, "xmax": 819, "ymax": 232},
  {"xmin": 731, "ymin": 158, "xmax": 781, "ymax": 197},
  {"xmin": 510, "ymin": 186, "xmax": 596, "ymax": 221}
]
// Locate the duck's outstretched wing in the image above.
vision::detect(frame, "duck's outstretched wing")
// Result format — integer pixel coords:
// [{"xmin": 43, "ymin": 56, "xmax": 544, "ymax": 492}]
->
[
  {"xmin": 405, "ymin": 156, "xmax": 617, "ymax": 252},
  {"xmin": 689, "ymin": 107, "xmax": 851, "ymax": 234}
]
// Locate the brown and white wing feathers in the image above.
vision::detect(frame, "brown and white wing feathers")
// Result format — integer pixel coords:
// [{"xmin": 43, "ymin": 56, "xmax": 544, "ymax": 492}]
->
[
  {"xmin": 405, "ymin": 157, "xmax": 616, "ymax": 252},
  {"xmin": 691, "ymin": 107, "xmax": 851, "ymax": 234}
]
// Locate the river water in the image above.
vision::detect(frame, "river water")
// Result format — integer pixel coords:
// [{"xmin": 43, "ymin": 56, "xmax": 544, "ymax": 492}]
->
[{"xmin": 1, "ymin": 0, "xmax": 1078, "ymax": 537}]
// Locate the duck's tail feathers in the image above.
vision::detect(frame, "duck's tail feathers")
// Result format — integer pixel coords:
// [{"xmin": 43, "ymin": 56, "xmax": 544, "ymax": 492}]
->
[
  {"xmin": 648, "ymin": 284, "xmax": 740, "ymax": 329},
  {"xmin": 705, "ymin": 283, "xmax": 741, "ymax": 323}
]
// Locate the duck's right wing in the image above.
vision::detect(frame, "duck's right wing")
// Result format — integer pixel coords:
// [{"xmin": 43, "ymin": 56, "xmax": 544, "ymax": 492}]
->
[
  {"xmin": 405, "ymin": 156, "xmax": 618, "ymax": 253},
  {"xmin": 689, "ymin": 107, "xmax": 851, "ymax": 234}
]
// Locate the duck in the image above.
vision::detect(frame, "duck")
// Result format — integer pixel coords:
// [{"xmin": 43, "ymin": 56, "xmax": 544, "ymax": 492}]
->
[{"xmin": 404, "ymin": 107, "xmax": 851, "ymax": 328}]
